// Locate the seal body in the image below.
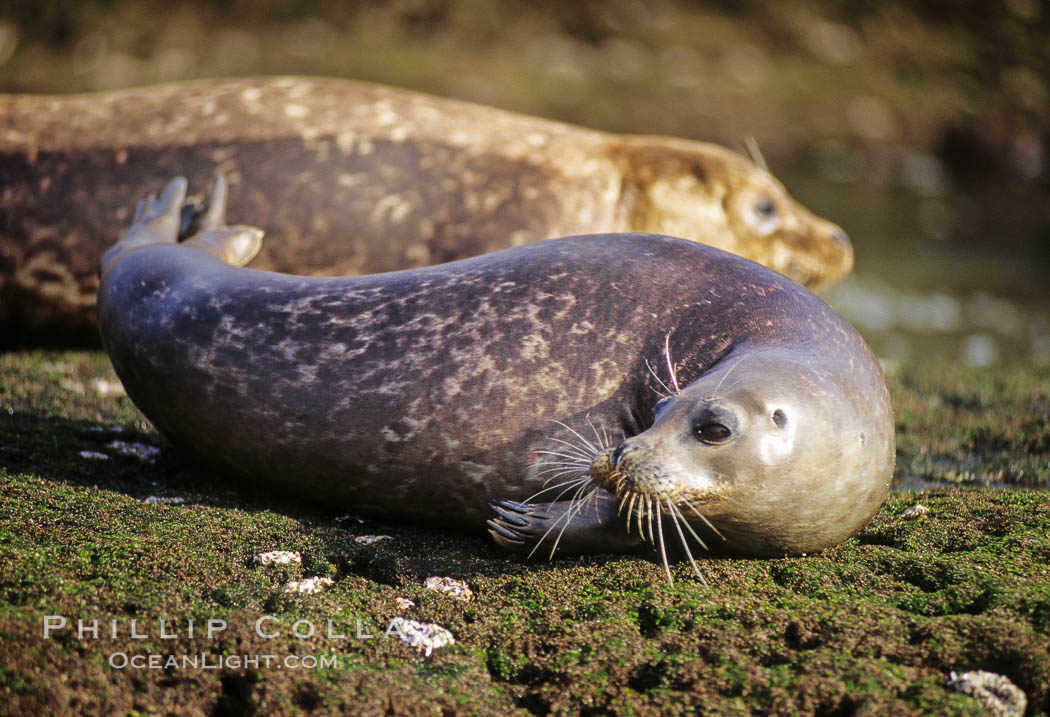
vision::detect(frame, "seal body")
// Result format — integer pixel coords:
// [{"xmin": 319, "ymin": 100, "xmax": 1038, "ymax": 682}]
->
[
  {"xmin": 3, "ymin": 76, "xmax": 851, "ymax": 346},
  {"xmin": 97, "ymin": 179, "xmax": 891, "ymax": 575}
]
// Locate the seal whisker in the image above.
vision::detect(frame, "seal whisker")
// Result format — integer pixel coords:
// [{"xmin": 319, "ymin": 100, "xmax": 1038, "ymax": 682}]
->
[
  {"xmin": 583, "ymin": 414, "xmax": 613, "ymax": 451},
  {"xmin": 642, "ymin": 499, "xmax": 651, "ymax": 545},
  {"xmin": 552, "ymin": 482, "xmax": 595, "ymax": 556},
  {"xmin": 710, "ymin": 355, "xmax": 749, "ymax": 399},
  {"xmin": 525, "ymin": 491, "xmax": 587, "ymax": 560},
  {"xmin": 538, "ymin": 470, "xmax": 589, "ymax": 487},
  {"xmin": 533, "ymin": 455, "xmax": 590, "ymax": 468},
  {"xmin": 525, "ymin": 476, "xmax": 589, "ymax": 503},
  {"xmin": 745, "ymin": 135, "xmax": 768, "ymax": 172},
  {"xmin": 654, "ymin": 503, "xmax": 673, "ymax": 583},
  {"xmin": 670, "ymin": 500, "xmax": 711, "ymax": 550},
  {"xmin": 538, "ymin": 451, "xmax": 592, "ymax": 467},
  {"xmin": 664, "ymin": 331, "xmax": 681, "ymax": 394},
  {"xmin": 535, "ymin": 466, "xmax": 590, "ymax": 482},
  {"xmin": 709, "ymin": 375, "xmax": 748, "ymax": 399},
  {"xmin": 534, "ymin": 476, "xmax": 587, "ymax": 491},
  {"xmin": 551, "ymin": 420, "xmax": 600, "ymax": 456},
  {"xmin": 535, "ymin": 472, "xmax": 589, "ymax": 489},
  {"xmin": 540, "ymin": 477, "xmax": 590, "ymax": 499},
  {"xmin": 533, "ymin": 467, "xmax": 589, "ymax": 480},
  {"xmin": 682, "ymin": 499, "xmax": 727, "ymax": 541},
  {"xmin": 584, "ymin": 488, "xmax": 603, "ymax": 523},
  {"xmin": 526, "ymin": 510, "xmax": 572, "ymax": 560},
  {"xmin": 636, "ymin": 495, "xmax": 646, "ymax": 540},
  {"xmin": 532, "ymin": 460, "xmax": 592, "ymax": 479},
  {"xmin": 585, "ymin": 414, "xmax": 609, "ymax": 451},
  {"xmin": 546, "ymin": 510, "xmax": 578, "ymax": 559},
  {"xmin": 644, "ymin": 358, "xmax": 674, "ymax": 398},
  {"xmin": 666, "ymin": 499, "xmax": 708, "ymax": 584},
  {"xmin": 541, "ymin": 437, "xmax": 597, "ymax": 460},
  {"xmin": 535, "ymin": 471, "xmax": 588, "ymax": 487},
  {"xmin": 624, "ymin": 492, "xmax": 638, "ymax": 533},
  {"xmin": 532, "ymin": 449, "xmax": 593, "ymax": 462},
  {"xmin": 546, "ymin": 477, "xmax": 595, "ymax": 506},
  {"xmin": 536, "ymin": 482, "xmax": 595, "ymax": 560},
  {"xmin": 534, "ymin": 463, "xmax": 588, "ymax": 477}
]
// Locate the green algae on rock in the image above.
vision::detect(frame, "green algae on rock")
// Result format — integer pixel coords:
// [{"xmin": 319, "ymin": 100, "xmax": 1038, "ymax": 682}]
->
[{"xmin": 1, "ymin": 351, "xmax": 1048, "ymax": 713}]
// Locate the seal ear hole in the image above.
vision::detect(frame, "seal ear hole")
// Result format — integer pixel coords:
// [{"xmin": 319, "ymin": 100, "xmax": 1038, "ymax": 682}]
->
[{"xmin": 772, "ymin": 409, "xmax": 787, "ymax": 429}]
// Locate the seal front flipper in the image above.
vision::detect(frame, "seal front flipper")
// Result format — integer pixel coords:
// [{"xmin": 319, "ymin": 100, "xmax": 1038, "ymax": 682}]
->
[
  {"xmin": 178, "ymin": 174, "xmax": 229, "ymax": 239},
  {"xmin": 487, "ymin": 493, "xmax": 645, "ymax": 558}
]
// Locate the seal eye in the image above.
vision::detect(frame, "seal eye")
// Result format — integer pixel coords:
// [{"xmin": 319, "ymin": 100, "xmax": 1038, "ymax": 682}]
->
[
  {"xmin": 772, "ymin": 409, "xmax": 787, "ymax": 429},
  {"xmin": 745, "ymin": 195, "xmax": 782, "ymax": 237},
  {"xmin": 694, "ymin": 421, "xmax": 732, "ymax": 444},
  {"xmin": 754, "ymin": 196, "xmax": 777, "ymax": 219}
]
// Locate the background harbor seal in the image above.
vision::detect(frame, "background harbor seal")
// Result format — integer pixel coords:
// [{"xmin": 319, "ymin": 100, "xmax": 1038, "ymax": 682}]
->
[
  {"xmin": 3, "ymin": 76, "xmax": 852, "ymax": 346},
  {"xmin": 97, "ymin": 177, "xmax": 891, "ymax": 581}
]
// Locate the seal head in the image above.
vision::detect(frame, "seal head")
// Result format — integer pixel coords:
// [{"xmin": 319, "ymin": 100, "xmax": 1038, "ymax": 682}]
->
[
  {"xmin": 613, "ymin": 137, "xmax": 852, "ymax": 290},
  {"xmin": 588, "ymin": 347, "xmax": 893, "ymax": 564}
]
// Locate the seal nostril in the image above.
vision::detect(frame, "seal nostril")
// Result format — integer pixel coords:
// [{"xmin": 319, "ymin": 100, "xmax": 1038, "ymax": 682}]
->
[
  {"xmin": 831, "ymin": 228, "xmax": 851, "ymax": 248},
  {"xmin": 611, "ymin": 444, "xmax": 633, "ymax": 467}
]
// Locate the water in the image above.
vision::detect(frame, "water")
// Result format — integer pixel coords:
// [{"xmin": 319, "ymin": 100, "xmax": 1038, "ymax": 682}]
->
[{"xmin": 785, "ymin": 172, "xmax": 1050, "ymax": 369}]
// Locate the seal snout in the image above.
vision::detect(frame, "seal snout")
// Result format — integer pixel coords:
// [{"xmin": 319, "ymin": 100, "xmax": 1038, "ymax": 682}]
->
[
  {"xmin": 587, "ymin": 436, "xmax": 723, "ymax": 584},
  {"xmin": 589, "ymin": 440, "xmax": 679, "ymax": 500},
  {"xmin": 589, "ymin": 441, "xmax": 644, "ymax": 492},
  {"xmin": 592, "ymin": 443, "xmax": 638, "ymax": 482},
  {"xmin": 830, "ymin": 226, "xmax": 851, "ymax": 249},
  {"xmin": 588, "ymin": 446, "xmax": 618, "ymax": 491},
  {"xmin": 589, "ymin": 442, "xmax": 641, "ymax": 492}
]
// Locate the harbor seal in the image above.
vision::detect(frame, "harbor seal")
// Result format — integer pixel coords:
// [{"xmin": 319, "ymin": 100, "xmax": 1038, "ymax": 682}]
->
[
  {"xmin": 4, "ymin": 76, "xmax": 851, "ymax": 346},
  {"xmin": 97, "ymin": 177, "xmax": 891, "ymax": 581}
]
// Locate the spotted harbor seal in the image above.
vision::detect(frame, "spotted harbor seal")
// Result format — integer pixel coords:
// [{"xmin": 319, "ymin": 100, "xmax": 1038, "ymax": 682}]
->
[
  {"xmin": 3, "ymin": 76, "xmax": 852, "ymax": 346},
  {"xmin": 98, "ymin": 177, "xmax": 890, "ymax": 581}
]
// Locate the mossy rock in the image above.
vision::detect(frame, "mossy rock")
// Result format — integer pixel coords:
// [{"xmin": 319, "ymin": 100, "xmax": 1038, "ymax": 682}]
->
[{"xmin": 1, "ymin": 351, "xmax": 1047, "ymax": 714}]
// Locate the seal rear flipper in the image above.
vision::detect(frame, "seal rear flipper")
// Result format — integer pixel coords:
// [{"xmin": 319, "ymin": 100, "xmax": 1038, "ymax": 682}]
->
[
  {"xmin": 182, "ymin": 227, "xmax": 264, "ymax": 267},
  {"xmin": 99, "ymin": 177, "xmax": 187, "ymax": 274},
  {"xmin": 487, "ymin": 494, "xmax": 645, "ymax": 558},
  {"xmin": 102, "ymin": 175, "xmax": 264, "ymax": 274},
  {"xmin": 180, "ymin": 175, "xmax": 264, "ymax": 266},
  {"xmin": 176, "ymin": 173, "xmax": 229, "ymax": 239}
]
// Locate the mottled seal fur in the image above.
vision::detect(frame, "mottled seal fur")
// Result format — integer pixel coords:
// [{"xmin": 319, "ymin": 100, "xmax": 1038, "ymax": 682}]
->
[
  {"xmin": 98, "ymin": 178, "xmax": 891, "ymax": 581},
  {"xmin": 3, "ymin": 76, "xmax": 852, "ymax": 346}
]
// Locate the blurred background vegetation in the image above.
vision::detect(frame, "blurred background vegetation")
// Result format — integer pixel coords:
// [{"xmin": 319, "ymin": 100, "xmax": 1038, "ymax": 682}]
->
[{"xmin": 1, "ymin": 0, "xmax": 1049, "ymax": 367}]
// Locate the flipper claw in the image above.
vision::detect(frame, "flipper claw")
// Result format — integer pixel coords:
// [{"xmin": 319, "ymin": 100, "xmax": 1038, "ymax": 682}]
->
[
  {"xmin": 490, "ymin": 503, "xmax": 530, "ymax": 527},
  {"xmin": 487, "ymin": 493, "xmax": 646, "ymax": 557},
  {"xmin": 199, "ymin": 175, "xmax": 228, "ymax": 231}
]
